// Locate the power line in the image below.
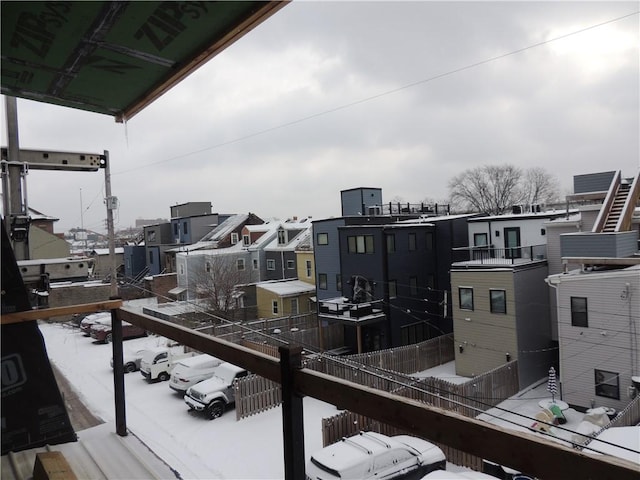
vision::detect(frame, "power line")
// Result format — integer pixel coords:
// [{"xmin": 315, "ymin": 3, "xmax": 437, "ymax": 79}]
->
[{"xmin": 113, "ymin": 10, "xmax": 639, "ymax": 176}]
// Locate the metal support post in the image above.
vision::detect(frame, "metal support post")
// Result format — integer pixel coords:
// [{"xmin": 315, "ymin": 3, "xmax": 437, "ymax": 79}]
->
[
  {"xmin": 111, "ymin": 301, "xmax": 127, "ymax": 436},
  {"xmin": 279, "ymin": 345, "xmax": 305, "ymax": 480}
]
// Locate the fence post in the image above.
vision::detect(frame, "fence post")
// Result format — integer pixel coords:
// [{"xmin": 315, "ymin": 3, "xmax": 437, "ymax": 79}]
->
[
  {"xmin": 111, "ymin": 299, "xmax": 127, "ymax": 437},
  {"xmin": 279, "ymin": 345, "xmax": 305, "ymax": 480}
]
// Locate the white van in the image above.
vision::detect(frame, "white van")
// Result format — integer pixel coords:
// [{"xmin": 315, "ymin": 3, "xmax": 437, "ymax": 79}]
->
[{"xmin": 169, "ymin": 354, "xmax": 222, "ymax": 393}]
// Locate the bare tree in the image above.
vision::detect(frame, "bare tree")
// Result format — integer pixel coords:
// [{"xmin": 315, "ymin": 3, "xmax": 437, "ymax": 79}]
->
[
  {"xmin": 448, "ymin": 164, "xmax": 560, "ymax": 215},
  {"xmin": 448, "ymin": 164, "xmax": 522, "ymax": 215},
  {"xmin": 518, "ymin": 167, "xmax": 561, "ymax": 206},
  {"xmin": 193, "ymin": 253, "xmax": 252, "ymax": 320}
]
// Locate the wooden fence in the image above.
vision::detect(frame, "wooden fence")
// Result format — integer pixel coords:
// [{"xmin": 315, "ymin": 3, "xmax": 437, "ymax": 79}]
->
[
  {"xmin": 321, "ymin": 410, "xmax": 484, "ymax": 472},
  {"xmin": 235, "ymin": 373, "xmax": 282, "ymax": 420}
]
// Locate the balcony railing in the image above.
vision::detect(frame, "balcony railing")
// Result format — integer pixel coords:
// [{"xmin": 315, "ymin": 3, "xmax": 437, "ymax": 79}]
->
[
  {"xmin": 318, "ymin": 298, "xmax": 386, "ymax": 322},
  {"xmin": 452, "ymin": 244, "xmax": 547, "ymax": 265},
  {"xmin": 365, "ymin": 202, "xmax": 450, "ymax": 216}
]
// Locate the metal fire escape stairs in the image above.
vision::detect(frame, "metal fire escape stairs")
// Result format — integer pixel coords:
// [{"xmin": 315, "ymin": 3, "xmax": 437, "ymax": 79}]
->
[{"xmin": 592, "ymin": 170, "xmax": 640, "ymax": 233}]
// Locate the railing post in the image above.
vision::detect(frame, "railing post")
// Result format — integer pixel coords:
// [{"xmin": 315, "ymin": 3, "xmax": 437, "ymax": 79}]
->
[
  {"xmin": 279, "ymin": 345, "xmax": 305, "ymax": 480},
  {"xmin": 111, "ymin": 301, "xmax": 127, "ymax": 437}
]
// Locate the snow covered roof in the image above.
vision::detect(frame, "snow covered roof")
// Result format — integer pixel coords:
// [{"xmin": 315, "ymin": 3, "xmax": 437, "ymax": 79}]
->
[
  {"xmin": 256, "ymin": 279, "xmax": 316, "ymax": 296},
  {"xmin": 264, "ymin": 223, "xmax": 312, "ymax": 251},
  {"xmin": 200, "ymin": 213, "xmax": 249, "ymax": 242},
  {"xmin": 468, "ymin": 209, "xmax": 578, "ymax": 222},
  {"xmin": 90, "ymin": 248, "xmax": 125, "ymax": 255}
]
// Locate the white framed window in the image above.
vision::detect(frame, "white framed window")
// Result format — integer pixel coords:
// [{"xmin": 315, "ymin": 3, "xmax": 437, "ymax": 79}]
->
[
  {"xmin": 252, "ymin": 259, "xmax": 259, "ymax": 270},
  {"xmin": 231, "ymin": 232, "xmax": 239, "ymax": 244},
  {"xmin": 205, "ymin": 262, "xmax": 211, "ymax": 273},
  {"xmin": 305, "ymin": 260, "xmax": 312, "ymax": 277},
  {"xmin": 290, "ymin": 298, "xmax": 299, "ymax": 315},
  {"xmin": 243, "ymin": 234, "xmax": 251, "ymax": 246},
  {"xmin": 272, "ymin": 300, "xmax": 279, "ymax": 315},
  {"xmin": 267, "ymin": 259, "xmax": 276, "ymax": 270},
  {"xmin": 237, "ymin": 258, "xmax": 245, "ymax": 270},
  {"xmin": 286, "ymin": 260, "xmax": 295, "ymax": 270},
  {"xmin": 278, "ymin": 228, "xmax": 287, "ymax": 245}
]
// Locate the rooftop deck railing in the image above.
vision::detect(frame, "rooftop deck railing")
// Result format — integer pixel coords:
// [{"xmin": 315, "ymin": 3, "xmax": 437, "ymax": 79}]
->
[{"xmin": 452, "ymin": 244, "xmax": 547, "ymax": 265}]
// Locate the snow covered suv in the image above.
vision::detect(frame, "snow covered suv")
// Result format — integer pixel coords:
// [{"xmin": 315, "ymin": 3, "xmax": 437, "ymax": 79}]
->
[
  {"xmin": 305, "ymin": 431, "xmax": 446, "ymax": 480},
  {"xmin": 183, "ymin": 363, "xmax": 248, "ymax": 419}
]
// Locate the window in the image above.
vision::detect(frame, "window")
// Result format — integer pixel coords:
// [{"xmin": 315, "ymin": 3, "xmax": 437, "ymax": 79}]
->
[
  {"xmin": 408, "ymin": 233, "xmax": 417, "ymax": 251},
  {"xmin": 290, "ymin": 298, "xmax": 299, "ymax": 315},
  {"xmin": 318, "ymin": 273, "xmax": 327, "ymax": 290},
  {"xmin": 149, "ymin": 251, "xmax": 154, "ymax": 264},
  {"xmin": 231, "ymin": 232, "xmax": 239, "ymax": 244},
  {"xmin": 305, "ymin": 260, "xmax": 312, "ymax": 277},
  {"xmin": 173, "ymin": 223, "xmax": 178, "ymax": 236},
  {"xmin": 205, "ymin": 261, "xmax": 211, "ymax": 273},
  {"xmin": 336, "ymin": 274, "xmax": 342, "ymax": 291},
  {"xmin": 286, "ymin": 260, "xmax": 295, "ymax": 270},
  {"xmin": 179, "ymin": 264, "xmax": 184, "ymax": 275},
  {"xmin": 272, "ymin": 300, "xmax": 279, "ymax": 315},
  {"xmin": 267, "ymin": 259, "xmax": 276, "ymax": 270},
  {"xmin": 252, "ymin": 259, "xmax": 258, "ymax": 270},
  {"xmin": 425, "ymin": 232, "xmax": 433, "ymax": 250},
  {"xmin": 595, "ymin": 369, "xmax": 620, "ymax": 399},
  {"xmin": 388, "ymin": 280, "xmax": 397, "ymax": 299},
  {"xmin": 183, "ymin": 221, "xmax": 188, "ymax": 235},
  {"xmin": 243, "ymin": 234, "xmax": 251, "ymax": 246},
  {"xmin": 409, "ymin": 277, "xmax": 418, "ymax": 296},
  {"xmin": 401, "ymin": 322, "xmax": 430, "ymax": 345},
  {"xmin": 317, "ymin": 232, "xmax": 328, "ymax": 245},
  {"xmin": 236, "ymin": 258, "xmax": 245, "ymax": 271},
  {"xmin": 386, "ymin": 234, "xmax": 395, "ymax": 253},
  {"xmin": 278, "ymin": 228, "xmax": 287, "ymax": 245},
  {"xmin": 348, "ymin": 235, "xmax": 374, "ymax": 254},
  {"xmin": 459, "ymin": 287, "xmax": 474, "ymax": 310},
  {"xmin": 474, "ymin": 233, "xmax": 488, "ymax": 247},
  {"xmin": 146, "ymin": 230, "xmax": 156, "ymax": 242},
  {"xmin": 490, "ymin": 289, "xmax": 506, "ymax": 314},
  {"xmin": 571, "ymin": 297, "xmax": 588, "ymax": 327}
]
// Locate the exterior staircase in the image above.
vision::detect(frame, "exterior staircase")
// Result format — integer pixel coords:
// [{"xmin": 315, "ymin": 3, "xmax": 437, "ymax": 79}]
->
[
  {"xmin": 592, "ymin": 170, "xmax": 640, "ymax": 233},
  {"xmin": 602, "ymin": 182, "xmax": 632, "ymax": 232}
]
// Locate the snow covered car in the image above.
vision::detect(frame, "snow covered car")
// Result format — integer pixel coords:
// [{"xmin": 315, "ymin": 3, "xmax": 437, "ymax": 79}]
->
[
  {"xmin": 184, "ymin": 363, "xmax": 248, "ymax": 419},
  {"xmin": 110, "ymin": 348, "xmax": 148, "ymax": 373},
  {"xmin": 90, "ymin": 321, "xmax": 146, "ymax": 344},
  {"xmin": 421, "ymin": 470, "xmax": 500, "ymax": 479},
  {"xmin": 79, "ymin": 311, "xmax": 110, "ymax": 336},
  {"xmin": 168, "ymin": 354, "xmax": 223, "ymax": 393},
  {"xmin": 305, "ymin": 431, "xmax": 445, "ymax": 480}
]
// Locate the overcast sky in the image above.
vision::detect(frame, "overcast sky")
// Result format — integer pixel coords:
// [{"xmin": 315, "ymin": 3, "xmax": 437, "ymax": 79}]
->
[{"xmin": 1, "ymin": 1, "xmax": 638, "ymax": 234}]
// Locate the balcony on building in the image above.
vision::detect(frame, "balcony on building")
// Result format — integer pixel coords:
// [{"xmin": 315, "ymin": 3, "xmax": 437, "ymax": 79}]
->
[
  {"xmin": 318, "ymin": 297, "xmax": 386, "ymax": 326},
  {"xmin": 451, "ymin": 244, "xmax": 547, "ymax": 267}
]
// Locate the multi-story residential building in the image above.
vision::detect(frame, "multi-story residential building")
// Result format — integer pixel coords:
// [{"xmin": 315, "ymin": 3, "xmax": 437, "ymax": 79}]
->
[
  {"xmin": 142, "ymin": 222, "xmax": 173, "ymax": 275},
  {"xmin": 171, "ymin": 213, "xmax": 264, "ymax": 302},
  {"xmin": 450, "ymin": 206, "xmax": 580, "ymax": 388},
  {"xmin": 263, "ymin": 219, "xmax": 312, "ymax": 281},
  {"xmin": 546, "ymin": 169, "xmax": 640, "ymax": 411},
  {"xmin": 313, "ymin": 187, "xmax": 459, "ymax": 353},
  {"xmin": 295, "ymin": 229, "xmax": 314, "ymax": 285},
  {"xmin": 255, "ymin": 279, "xmax": 316, "ymax": 318}
]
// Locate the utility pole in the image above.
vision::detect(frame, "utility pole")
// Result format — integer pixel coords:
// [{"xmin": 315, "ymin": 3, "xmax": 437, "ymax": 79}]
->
[{"xmin": 103, "ymin": 151, "xmax": 118, "ymax": 297}]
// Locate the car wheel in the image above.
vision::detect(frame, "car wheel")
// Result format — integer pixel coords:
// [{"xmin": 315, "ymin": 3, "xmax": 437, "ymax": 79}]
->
[
  {"xmin": 124, "ymin": 362, "xmax": 136, "ymax": 373},
  {"xmin": 206, "ymin": 401, "xmax": 224, "ymax": 420},
  {"xmin": 105, "ymin": 333, "xmax": 113, "ymax": 343},
  {"xmin": 158, "ymin": 372, "xmax": 169, "ymax": 382}
]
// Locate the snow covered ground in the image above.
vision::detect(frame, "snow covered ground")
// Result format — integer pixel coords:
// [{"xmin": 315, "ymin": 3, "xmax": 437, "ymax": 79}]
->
[{"xmin": 40, "ymin": 322, "xmax": 339, "ymax": 479}]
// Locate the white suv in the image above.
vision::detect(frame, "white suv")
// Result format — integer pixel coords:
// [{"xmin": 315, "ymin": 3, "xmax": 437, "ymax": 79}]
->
[{"xmin": 306, "ymin": 431, "xmax": 445, "ymax": 480}]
